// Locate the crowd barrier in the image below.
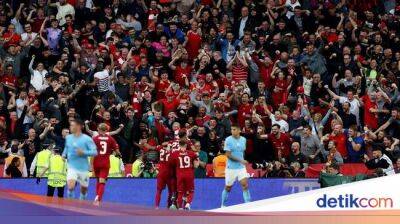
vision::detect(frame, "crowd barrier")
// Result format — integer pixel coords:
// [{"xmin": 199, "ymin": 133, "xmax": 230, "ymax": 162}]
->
[
  {"xmin": 0, "ymin": 163, "xmax": 370, "ymax": 178},
  {"xmin": 0, "ymin": 178, "xmax": 319, "ymax": 210}
]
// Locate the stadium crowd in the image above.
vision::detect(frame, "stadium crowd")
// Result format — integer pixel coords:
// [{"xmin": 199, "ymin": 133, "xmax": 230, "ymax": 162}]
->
[{"xmin": 1, "ymin": 0, "xmax": 400, "ymax": 178}]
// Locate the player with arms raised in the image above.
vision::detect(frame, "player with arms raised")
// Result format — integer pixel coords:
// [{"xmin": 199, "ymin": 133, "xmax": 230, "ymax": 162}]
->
[
  {"xmin": 170, "ymin": 140, "xmax": 198, "ymax": 210},
  {"xmin": 221, "ymin": 124, "xmax": 251, "ymax": 207},
  {"xmin": 92, "ymin": 123, "xmax": 120, "ymax": 205}
]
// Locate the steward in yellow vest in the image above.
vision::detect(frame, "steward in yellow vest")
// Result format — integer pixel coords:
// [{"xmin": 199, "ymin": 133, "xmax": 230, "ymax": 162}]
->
[
  {"xmin": 108, "ymin": 153, "xmax": 124, "ymax": 178},
  {"xmin": 38, "ymin": 147, "xmax": 67, "ymax": 198},
  {"xmin": 31, "ymin": 148, "xmax": 52, "ymax": 177}
]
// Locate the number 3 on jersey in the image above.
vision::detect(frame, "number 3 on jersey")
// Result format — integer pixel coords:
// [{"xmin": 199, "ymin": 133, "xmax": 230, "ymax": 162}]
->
[
  {"xmin": 99, "ymin": 141, "xmax": 107, "ymax": 155},
  {"xmin": 178, "ymin": 156, "xmax": 191, "ymax": 168}
]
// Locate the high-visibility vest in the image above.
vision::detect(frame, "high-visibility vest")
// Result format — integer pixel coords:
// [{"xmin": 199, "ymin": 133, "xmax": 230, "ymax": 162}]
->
[
  {"xmin": 4, "ymin": 155, "xmax": 25, "ymax": 177},
  {"xmin": 47, "ymin": 155, "xmax": 67, "ymax": 188},
  {"xmin": 131, "ymin": 159, "xmax": 143, "ymax": 177},
  {"xmin": 108, "ymin": 155, "xmax": 123, "ymax": 177},
  {"xmin": 36, "ymin": 149, "xmax": 52, "ymax": 177}
]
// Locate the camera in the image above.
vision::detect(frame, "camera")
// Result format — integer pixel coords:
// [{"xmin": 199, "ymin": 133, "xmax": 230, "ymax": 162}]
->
[{"xmin": 252, "ymin": 161, "xmax": 272, "ymax": 170}]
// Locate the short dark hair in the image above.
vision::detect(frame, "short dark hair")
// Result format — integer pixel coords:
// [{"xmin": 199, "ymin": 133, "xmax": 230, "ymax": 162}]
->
[
  {"xmin": 72, "ymin": 118, "xmax": 84, "ymax": 126},
  {"xmin": 231, "ymin": 124, "xmax": 240, "ymax": 129},
  {"xmin": 178, "ymin": 130, "xmax": 187, "ymax": 138},
  {"xmin": 272, "ymin": 124, "xmax": 281, "ymax": 129},
  {"xmin": 179, "ymin": 140, "xmax": 187, "ymax": 147},
  {"xmin": 328, "ymin": 163, "xmax": 340, "ymax": 171},
  {"xmin": 303, "ymin": 124, "xmax": 312, "ymax": 131}
]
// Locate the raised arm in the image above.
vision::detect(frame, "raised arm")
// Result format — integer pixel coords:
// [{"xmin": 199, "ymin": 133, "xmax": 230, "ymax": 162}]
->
[
  {"xmin": 14, "ymin": 3, "xmax": 25, "ymax": 21},
  {"xmin": 374, "ymin": 118, "xmax": 392, "ymax": 135},
  {"xmin": 84, "ymin": 121, "xmax": 95, "ymax": 136},
  {"xmin": 29, "ymin": 56, "xmax": 36, "ymax": 75},
  {"xmin": 324, "ymin": 85, "xmax": 340, "ymax": 100},
  {"xmin": 39, "ymin": 17, "xmax": 48, "ymax": 34},
  {"xmin": 109, "ymin": 124, "xmax": 125, "ymax": 136}
]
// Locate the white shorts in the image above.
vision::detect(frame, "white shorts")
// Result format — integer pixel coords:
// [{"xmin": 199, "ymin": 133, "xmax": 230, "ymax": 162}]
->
[
  {"xmin": 225, "ymin": 168, "xmax": 249, "ymax": 186},
  {"xmin": 67, "ymin": 167, "xmax": 90, "ymax": 187}
]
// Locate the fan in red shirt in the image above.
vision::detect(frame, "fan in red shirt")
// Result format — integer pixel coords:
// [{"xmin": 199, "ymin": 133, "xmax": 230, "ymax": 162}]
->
[
  {"xmin": 169, "ymin": 140, "xmax": 199, "ymax": 210},
  {"xmin": 361, "ymin": 93, "xmax": 379, "ymax": 130},
  {"xmin": 92, "ymin": 123, "xmax": 120, "ymax": 205},
  {"xmin": 327, "ymin": 124, "xmax": 348, "ymax": 160},
  {"xmin": 267, "ymin": 124, "xmax": 292, "ymax": 159},
  {"xmin": 157, "ymin": 91, "xmax": 181, "ymax": 117},
  {"xmin": 237, "ymin": 93, "xmax": 253, "ymax": 128},
  {"xmin": 153, "ymin": 69, "xmax": 171, "ymax": 100},
  {"xmin": 185, "ymin": 21, "xmax": 202, "ymax": 61}
]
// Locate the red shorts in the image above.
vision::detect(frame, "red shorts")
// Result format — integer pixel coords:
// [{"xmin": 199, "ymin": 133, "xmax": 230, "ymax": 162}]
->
[
  {"xmin": 157, "ymin": 169, "xmax": 176, "ymax": 192},
  {"xmin": 94, "ymin": 165, "xmax": 110, "ymax": 179},
  {"xmin": 177, "ymin": 173, "xmax": 194, "ymax": 192}
]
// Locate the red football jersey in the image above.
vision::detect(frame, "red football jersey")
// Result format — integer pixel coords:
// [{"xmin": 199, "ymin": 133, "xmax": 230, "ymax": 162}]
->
[
  {"xmin": 171, "ymin": 149, "xmax": 198, "ymax": 175},
  {"xmin": 93, "ymin": 134, "xmax": 119, "ymax": 167},
  {"xmin": 168, "ymin": 138, "xmax": 193, "ymax": 152},
  {"xmin": 156, "ymin": 145, "xmax": 171, "ymax": 166}
]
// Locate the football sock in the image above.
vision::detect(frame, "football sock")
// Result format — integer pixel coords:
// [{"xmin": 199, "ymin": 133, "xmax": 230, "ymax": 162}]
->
[
  {"xmin": 167, "ymin": 190, "xmax": 173, "ymax": 207},
  {"xmin": 221, "ymin": 189, "xmax": 229, "ymax": 207},
  {"xmin": 95, "ymin": 182, "xmax": 99, "ymax": 197},
  {"xmin": 177, "ymin": 192, "xmax": 184, "ymax": 209},
  {"xmin": 79, "ymin": 192, "xmax": 88, "ymax": 200},
  {"xmin": 243, "ymin": 189, "xmax": 251, "ymax": 203},
  {"xmin": 187, "ymin": 191, "xmax": 194, "ymax": 204},
  {"xmin": 155, "ymin": 189, "xmax": 162, "ymax": 207},
  {"xmin": 98, "ymin": 183, "xmax": 105, "ymax": 201},
  {"xmin": 67, "ymin": 189, "xmax": 75, "ymax": 199}
]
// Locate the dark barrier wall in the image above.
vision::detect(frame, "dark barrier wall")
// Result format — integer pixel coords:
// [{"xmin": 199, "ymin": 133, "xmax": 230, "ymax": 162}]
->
[{"xmin": 0, "ymin": 178, "xmax": 319, "ymax": 210}]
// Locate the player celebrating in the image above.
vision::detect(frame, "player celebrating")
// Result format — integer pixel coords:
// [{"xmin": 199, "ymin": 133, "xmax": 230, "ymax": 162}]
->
[
  {"xmin": 166, "ymin": 131, "xmax": 193, "ymax": 209},
  {"xmin": 154, "ymin": 142, "xmax": 173, "ymax": 209},
  {"xmin": 170, "ymin": 140, "xmax": 199, "ymax": 210},
  {"xmin": 221, "ymin": 124, "xmax": 251, "ymax": 207},
  {"xmin": 63, "ymin": 119, "xmax": 98, "ymax": 200},
  {"xmin": 92, "ymin": 123, "xmax": 121, "ymax": 206}
]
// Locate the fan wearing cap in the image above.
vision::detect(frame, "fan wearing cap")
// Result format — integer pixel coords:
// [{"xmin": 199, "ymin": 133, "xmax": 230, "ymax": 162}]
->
[
  {"xmin": 153, "ymin": 90, "xmax": 182, "ymax": 117},
  {"xmin": 192, "ymin": 74, "xmax": 212, "ymax": 94}
]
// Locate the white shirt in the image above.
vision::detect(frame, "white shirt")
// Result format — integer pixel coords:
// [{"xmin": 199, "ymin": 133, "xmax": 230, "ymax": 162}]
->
[
  {"xmin": 270, "ymin": 114, "xmax": 289, "ymax": 132},
  {"xmin": 30, "ymin": 69, "xmax": 48, "ymax": 92},
  {"xmin": 56, "ymin": 3, "xmax": 75, "ymax": 26},
  {"xmin": 11, "ymin": 18, "xmax": 24, "ymax": 34},
  {"xmin": 285, "ymin": 0, "xmax": 301, "ymax": 19},
  {"xmin": 303, "ymin": 77, "xmax": 312, "ymax": 96},
  {"xmin": 21, "ymin": 32, "xmax": 38, "ymax": 43},
  {"xmin": 94, "ymin": 69, "xmax": 111, "ymax": 92},
  {"xmin": 239, "ymin": 16, "xmax": 248, "ymax": 39},
  {"xmin": 381, "ymin": 154, "xmax": 395, "ymax": 175},
  {"xmin": 16, "ymin": 99, "xmax": 34, "ymax": 124},
  {"xmin": 85, "ymin": 0, "xmax": 93, "ymax": 9}
]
